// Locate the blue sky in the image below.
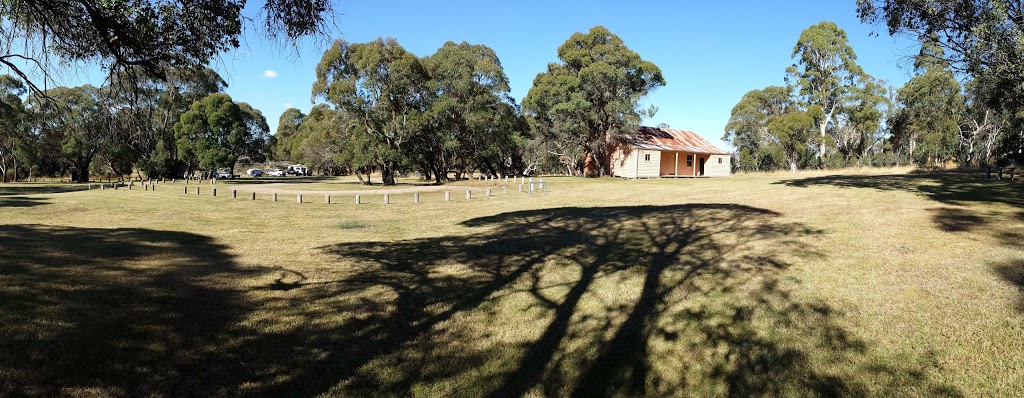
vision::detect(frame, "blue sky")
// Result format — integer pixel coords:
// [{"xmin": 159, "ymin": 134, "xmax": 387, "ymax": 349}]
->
[{"xmin": 31, "ymin": 0, "xmax": 922, "ymax": 151}]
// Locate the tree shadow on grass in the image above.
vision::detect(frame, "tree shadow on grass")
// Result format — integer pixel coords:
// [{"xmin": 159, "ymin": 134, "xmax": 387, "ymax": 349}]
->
[
  {"xmin": 0, "ymin": 184, "xmax": 89, "ymax": 208},
  {"xmin": 0, "ymin": 224, "xmax": 257, "ymax": 397},
  {"xmin": 780, "ymin": 171, "xmax": 1024, "ymax": 316},
  {"xmin": 259, "ymin": 204, "xmax": 960, "ymax": 397},
  {"xmin": 0, "ymin": 184, "xmax": 89, "ymax": 196},
  {"xmin": 993, "ymin": 261, "xmax": 1024, "ymax": 312}
]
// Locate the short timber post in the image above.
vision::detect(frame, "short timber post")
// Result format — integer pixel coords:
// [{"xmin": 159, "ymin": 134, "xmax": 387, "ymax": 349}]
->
[
  {"xmin": 232, "ymin": 189, "xmax": 237, "ymax": 198},
  {"xmin": 414, "ymin": 192, "xmax": 420, "ymax": 203},
  {"xmin": 445, "ymin": 191, "xmax": 451, "ymax": 201},
  {"xmin": 273, "ymin": 193, "xmax": 277, "ymax": 202},
  {"xmin": 212, "ymin": 188, "xmax": 217, "ymax": 197},
  {"xmin": 466, "ymin": 190, "xmax": 472, "ymax": 200},
  {"xmin": 325, "ymin": 194, "xmax": 331, "ymax": 204},
  {"xmin": 251, "ymin": 192, "xmax": 256, "ymax": 200},
  {"xmin": 486, "ymin": 187, "xmax": 491, "ymax": 197},
  {"xmin": 384, "ymin": 194, "xmax": 390, "ymax": 204},
  {"xmin": 297, "ymin": 194, "xmax": 302, "ymax": 203},
  {"xmin": 355, "ymin": 194, "xmax": 361, "ymax": 204},
  {"xmin": 184, "ymin": 186, "xmax": 188, "ymax": 194}
]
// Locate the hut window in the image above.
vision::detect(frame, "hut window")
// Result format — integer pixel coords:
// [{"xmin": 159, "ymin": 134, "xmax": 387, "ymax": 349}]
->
[
  {"xmin": 644, "ymin": 154, "xmax": 651, "ymax": 161},
  {"xmin": 718, "ymin": 158, "xmax": 722, "ymax": 164},
  {"xmin": 686, "ymin": 155, "xmax": 693, "ymax": 167}
]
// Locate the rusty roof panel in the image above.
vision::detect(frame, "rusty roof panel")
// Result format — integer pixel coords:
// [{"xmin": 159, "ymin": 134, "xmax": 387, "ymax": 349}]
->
[{"xmin": 628, "ymin": 126, "xmax": 730, "ymax": 154}]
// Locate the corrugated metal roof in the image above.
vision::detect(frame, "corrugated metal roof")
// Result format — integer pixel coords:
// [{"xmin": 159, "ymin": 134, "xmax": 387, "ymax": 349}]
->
[{"xmin": 628, "ymin": 126, "xmax": 730, "ymax": 155}]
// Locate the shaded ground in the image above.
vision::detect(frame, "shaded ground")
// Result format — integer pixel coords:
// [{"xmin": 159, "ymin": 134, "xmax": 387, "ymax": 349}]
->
[{"xmin": 0, "ymin": 203, "xmax": 961, "ymax": 396}]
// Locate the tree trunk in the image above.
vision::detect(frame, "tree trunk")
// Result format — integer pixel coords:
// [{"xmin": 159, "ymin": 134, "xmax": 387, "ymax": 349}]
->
[{"xmin": 381, "ymin": 161, "xmax": 396, "ymax": 185}]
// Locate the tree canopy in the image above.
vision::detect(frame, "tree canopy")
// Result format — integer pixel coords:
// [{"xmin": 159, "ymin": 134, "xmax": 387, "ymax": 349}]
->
[
  {"xmin": 0, "ymin": 0, "xmax": 333, "ymax": 94},
  {"xmin": 523, "ymin": 26, "xmax": 664, "ymax": 177}
]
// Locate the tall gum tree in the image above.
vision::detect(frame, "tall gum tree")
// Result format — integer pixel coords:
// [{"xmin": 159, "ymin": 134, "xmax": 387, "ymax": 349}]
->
[
  {"xmin": 786, "ymin": 21, "xmax": 864, "ymax": 167},
  {"xmin": 523, "ymin": 26, "xmax": 664, "ymax": 177},
  {"xmin": 857, "ymin": 0, "xmax": 1024, "ymax": 161},
  {"xmin": 312, "ymin": 38, "xmax": 429, "ymax": 185},
  {"xmin": 424, "ymin": 41, "xmax": 521, "ymax": 182}
]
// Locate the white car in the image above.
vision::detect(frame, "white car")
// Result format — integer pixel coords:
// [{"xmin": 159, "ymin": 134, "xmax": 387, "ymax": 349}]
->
[{"xmin": 267, "ymin": 169, "xmax": 285, "ymax": 177}]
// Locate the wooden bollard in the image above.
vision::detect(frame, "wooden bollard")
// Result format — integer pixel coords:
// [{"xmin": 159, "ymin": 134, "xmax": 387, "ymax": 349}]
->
[
  {"xmin": 172, "ymin": 179, "xmax": 175, "ymax": 184},
  {"xmin": 251, "ymin": 192, "xmax": 256, "ymax": 200},
  {"xmin": 355, "ymin": 194, "xmax": 361, "ymax": 204},
  {"xmin": 196, "ymin": 187, "xmax": 200, "ymax": 195},
  {"xmin": 445, "ymin": 191, "xmax": 451, "ymax": 201},
  {"xmin": 129, "ymin": 182, "xmax": 133, "ymax": 190},
  {"xmin": 100, "ymin": 184, "xmax": 104, "ymax": 190},
  {"xmin": 486, "ymin": 187, "xmax": 491, "ymax": 196},
  {"xmin": 88, "ymin": 184, "xmax": 93, "ymax": 190},
  {"xmin": 325, "ymin": 194, "xmax": 330, "ymax": 204},
  {"xmin": 297, "ymin": 194, "xmax": 302, "ymax": 203},
  {"xmin": 152, "ymin": 184, "xmax": 156, "ymax": 191},
  {"xmin": 414, "ymin": 192, "xmax": 420, "ymax": 203},
  {"xmin": 466, "ymin": 190, "xmax": 472, "ymax": 200},
  {"xmin": 232, "ymin": 189, "xmax": 237, "ymax": 198},
  {"xmin": 384, "ymin": 194, "xmax": 390, "ymax": 204},
  {"xmin": 184, "ymin": 186, "xmax": 188, "ymax": 194},
  {"xmin": 273, "ymin": 193, "xmax": 277, "ymax": 202},
  {"xmin": 213, "ymin": 188, "xmax": 217, "ymax": 197}
]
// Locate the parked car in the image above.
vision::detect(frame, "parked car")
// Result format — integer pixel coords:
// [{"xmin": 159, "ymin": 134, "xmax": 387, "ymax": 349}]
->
[
  {"xmin": 267, "ymin": 169, "xmax": 285, "ymax": 177},
  {"xmin": 215, "ymin": 170, "xmax": 233, "ymax": 179},
  {"xmin": 247, "ymin": 168, "xmax": 264, "ymax": 177},
  {"xmin": 286, "ymin": 164, "xmax": 310, "ymax": 176}
]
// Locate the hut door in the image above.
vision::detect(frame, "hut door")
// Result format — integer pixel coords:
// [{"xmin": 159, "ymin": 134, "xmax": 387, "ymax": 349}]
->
[{"xmin": 699, "ymin": 157, "xmax": 707, "ymax": 176}]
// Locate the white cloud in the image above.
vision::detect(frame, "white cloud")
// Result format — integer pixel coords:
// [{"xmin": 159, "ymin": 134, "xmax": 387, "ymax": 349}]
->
[
  {"xmin": 262, "ymin": 69, "xmax": 278, "ymax": 78},
  {"xmin": 283, "ymin": 102, "xmax": 293, "ymax": 108}
]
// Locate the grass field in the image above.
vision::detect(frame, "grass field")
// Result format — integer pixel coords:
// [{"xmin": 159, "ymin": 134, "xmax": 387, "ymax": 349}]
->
[{"xmin": 1, "ymin": 169, "xmax": 1022, "ymax": 397}]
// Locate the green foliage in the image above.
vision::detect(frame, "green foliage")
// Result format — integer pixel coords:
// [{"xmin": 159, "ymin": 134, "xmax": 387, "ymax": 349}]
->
[
  {"xmin": 768, "ymin": 110, "xmax": 817, "ymax": 172},
  {"xmin": 523, "ymin": 26, "xmax": 664, "ymax": 177},
  {"xmin": 312, "ymin": 38, "xmax": 429, "ymax": 185},
  {"xmin": 422, "ymin": 41, "xmax": 524, "ymax": 181},
  {"xmin": 173, "ymin": 93, "xmax": 266, "ymax": 174},
  {"xmin": 0, "ymin": 75, "xmax": 27, "ymax": 182},
  {"xmin": 0, "ymin": 0, "xmax": 331, "ymax": 94},
  {"xmin": 27, "ymin": 85, "xmax": 111, "ymax": 182},
  {"xmin": 786, "ymin": 21, "xmax": 865, "ymax": 165},
  {"xmin": 889, "ymin": 51, "xmax": 965, "ymax": 166},
  {"xmin": 724, "ymin": 86, "xmax": 791, "ymax": 171},
  {"xmin": 858, "ymin": 0, "xmax": 1024, "ymax": 162}
]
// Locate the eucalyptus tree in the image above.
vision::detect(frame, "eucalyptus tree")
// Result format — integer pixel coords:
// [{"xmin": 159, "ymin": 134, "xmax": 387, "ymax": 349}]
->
[
  {"xmin": 786, "ymin": 21, "xmax": 864, "ymax": 166},
  {"xmin": 423, "ymin": 41, "xmax": 522, "ymax": 182},
  {"xmin": 0, "ymin": 0, "xmax": 333, "ymax": 95},
  {"xmin": 312, "ymin": 38, "xmax": 430, "ymax": 185},
  {"xmin": 857, "ymin": 0, "xmax": 1024, "ymax": 161},
  {"xmin": 769, "ymin": 108, "xmax": 820, "ymax": 173},
  {"xmin": 174, "ymin": 93, "xmax": 266, "ymax": 176},
  {"xmin": 523, "ymin": 26, "xmax": 664, "ymax": 177},
  {"xmin": 27, "ymin": 85, "xmax": 111, "ymax": 182},
  {"xmin": 272, "ymin": 108, "xmax": 306, "ymax": 161},
  {"xmin": 835, "ymin": 75, "xmax": 890, "ymax": 164},
  {"xmin": 889, "ymin": 41, "xmax": 965, "ymax": 165},
  {"xmin": 0, "ymin": 75, "xmax": 27, "ymax": 182},
  {"xmin": 724, "ymin": 85, "xmax": 792, "ymax": 171}
]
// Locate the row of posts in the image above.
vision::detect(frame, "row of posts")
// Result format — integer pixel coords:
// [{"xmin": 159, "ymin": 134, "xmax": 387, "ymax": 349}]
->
[{"xmin": 86, "ymin": 178, "xmax": 547, "ymax": 203}]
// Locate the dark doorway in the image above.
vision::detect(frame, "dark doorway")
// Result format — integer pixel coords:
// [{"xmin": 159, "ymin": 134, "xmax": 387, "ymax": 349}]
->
[{"xmin": 699, "ymin": 157, "xmax": 706, "ymax": 176}]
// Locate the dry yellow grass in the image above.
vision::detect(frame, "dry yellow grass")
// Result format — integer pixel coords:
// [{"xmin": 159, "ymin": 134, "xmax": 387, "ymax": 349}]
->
[{"xmin": 0, "ymin": 169, "xmax": 1021, "ymax": 397}]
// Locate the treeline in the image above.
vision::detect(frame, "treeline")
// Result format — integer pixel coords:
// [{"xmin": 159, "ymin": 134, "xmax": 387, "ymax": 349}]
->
[
  {"xmin": 0, "ymin": 26, "xmax": 664, "ymax": 184},
  {"xmin": 0, "ymin": 67, "xmax": 269, "ymax": 183},
  {"xmin": 269, "ymin": 26, "xmax": 664, "ymax": 184},
  {"xmin": 726, "ymin": 17, "xmax": 1024, "ymax": 172}
]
